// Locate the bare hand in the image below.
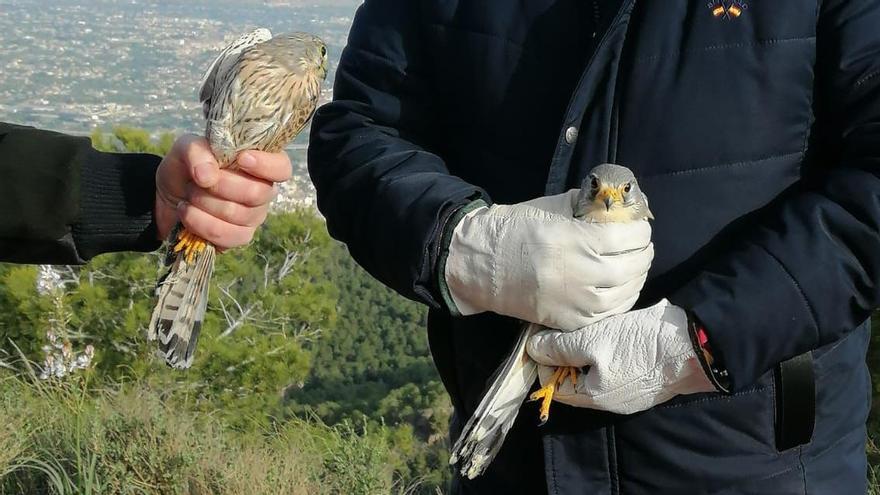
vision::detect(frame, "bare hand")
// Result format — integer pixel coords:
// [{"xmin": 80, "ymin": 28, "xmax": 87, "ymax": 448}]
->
[{"xmin": 154, "ymin": 134, "xmax": 292, "ymax": 250}]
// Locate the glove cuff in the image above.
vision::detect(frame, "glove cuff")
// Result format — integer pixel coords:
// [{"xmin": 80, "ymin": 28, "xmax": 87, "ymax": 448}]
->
[
  {"xmin": 686, "ymin": 312, "xmax": 731, "ymax": 394},
  {"xmin": 436, "ymin": 199, "xmax": 490, "ymax": 316}
]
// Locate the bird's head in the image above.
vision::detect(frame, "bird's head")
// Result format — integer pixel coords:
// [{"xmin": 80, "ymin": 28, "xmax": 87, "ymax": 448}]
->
[
  {"xmin": 313, "ymin": 39, "xmax": 329, "ymax": 81},
  {"xmin": 268, "ymin": 32, "xmax": 329, "ymax": 80},
  {"xmin": 574, "ymin": 163, "xmax": 653, "ymax": 223}
]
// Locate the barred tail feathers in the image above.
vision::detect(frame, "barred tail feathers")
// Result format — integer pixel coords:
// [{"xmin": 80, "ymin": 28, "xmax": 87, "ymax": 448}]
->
[{"xmin": 148, "ymin": 244, "xmax": 215, "ymax": 369}]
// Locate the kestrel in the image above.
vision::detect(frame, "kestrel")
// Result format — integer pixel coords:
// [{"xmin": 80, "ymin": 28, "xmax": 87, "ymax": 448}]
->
[
  {"xmin": 148, "ymin": 29, "xmax": 328, "ymax": 369},
  {"xmin": 449, "ymin": 164, "xmax": 654, "ymax": 478}
]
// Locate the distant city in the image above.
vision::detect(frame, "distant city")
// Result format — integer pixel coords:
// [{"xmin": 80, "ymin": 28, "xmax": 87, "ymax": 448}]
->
[{"xmin": 0, "ymin": 0, "xmax": 362, "ymax": 208}]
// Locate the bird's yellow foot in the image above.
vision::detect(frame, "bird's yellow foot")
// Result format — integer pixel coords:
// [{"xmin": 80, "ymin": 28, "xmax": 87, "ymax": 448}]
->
[
  {"xmin": 529, "ymin": 366, "xmax": 579, "ymax": 424},
  {"xmin": 173, "ymin": 228, "xmax": 208, "ymax": 263}
]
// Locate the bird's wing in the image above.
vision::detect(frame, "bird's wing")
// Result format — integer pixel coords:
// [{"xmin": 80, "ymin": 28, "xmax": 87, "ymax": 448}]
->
[
  {"xmin": 199, "ymin": 28, "xmax": 272, "ymax": 119},
  {"xmin": 203, "ymin": 61, "xmax": 284, "ymax": 165},
  {"xmin": 449, "ymin": 323, "xmax": 539, "ymax": 479}
]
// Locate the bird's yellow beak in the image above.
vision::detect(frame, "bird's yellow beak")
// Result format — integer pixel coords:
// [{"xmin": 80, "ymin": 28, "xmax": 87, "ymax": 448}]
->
[{"xmin": 594, "ymin": 186, "xmax": 623, "ymax": 211}]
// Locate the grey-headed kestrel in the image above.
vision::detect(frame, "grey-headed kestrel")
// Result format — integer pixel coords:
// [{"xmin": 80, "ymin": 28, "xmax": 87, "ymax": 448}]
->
[
  {"xmin": 148, "ymin": 29, "xmax": 328, "ymax": 369},
  {"xmin": 450, "ymin": 164, "xmax": 654, "ymax": 478}
]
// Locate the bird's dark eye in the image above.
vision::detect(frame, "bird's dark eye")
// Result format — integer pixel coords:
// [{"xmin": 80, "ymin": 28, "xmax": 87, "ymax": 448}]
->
[
  {"xmin": 590, "ymin": 176, "xmax": 600, "ymax": 190},
  {"xmin": 320, "ymin": 45, "xmax": 327, "ymax": 57},
  {"xmin": 623, "ymin": 183, "xmax": 632, "ymax": 194}
]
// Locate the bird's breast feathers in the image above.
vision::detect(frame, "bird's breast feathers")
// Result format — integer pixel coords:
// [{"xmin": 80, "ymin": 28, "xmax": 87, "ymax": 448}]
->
[
  {"xmin": 580, "ymin": 206, "xmax": 648, "ymax": 223},
  {"xmin": 205, "ymin": 58, "xmax": 319, "ymax": 159}
]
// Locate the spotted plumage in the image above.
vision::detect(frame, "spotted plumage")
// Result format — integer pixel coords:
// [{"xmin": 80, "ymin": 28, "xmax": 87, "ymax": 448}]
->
[
  {"xmin": 148, "ymin": 29, "xmax": 328, "ymax": 369},
  {"xmin": 205, "ymin": 31, "xmax": 327, "ymax": 166}
]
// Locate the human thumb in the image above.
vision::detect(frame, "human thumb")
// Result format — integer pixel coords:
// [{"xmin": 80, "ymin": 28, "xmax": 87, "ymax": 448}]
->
[{"xmin": 179, "ymin": 135, "xmax": 220, "ymax": 187}]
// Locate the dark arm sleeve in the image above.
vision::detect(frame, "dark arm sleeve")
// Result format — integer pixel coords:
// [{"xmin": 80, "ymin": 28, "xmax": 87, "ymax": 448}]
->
[
  {"xmin": 0, "ymin": 123, "xmax": 161, "ymax": 264},
  {"xmin": 670, "ymin": 0, "xmax": 880, "ymax": 391},
  {"xmin": 307, "ymin": 0, "xmax": 489, "ymax": 307}
]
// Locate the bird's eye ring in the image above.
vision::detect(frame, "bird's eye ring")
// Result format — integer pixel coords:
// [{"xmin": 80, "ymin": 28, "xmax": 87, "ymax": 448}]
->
[
  {"xmin": 320, "ymin": 45, "xmax": 327, "ymax": 57},
  {"xmin": 623, "ymin": 183, "xmax": 632, "ymax": 194},
  {"xmin": 590, "ymin": 176, "xmax": 600, "ymax": 190}
]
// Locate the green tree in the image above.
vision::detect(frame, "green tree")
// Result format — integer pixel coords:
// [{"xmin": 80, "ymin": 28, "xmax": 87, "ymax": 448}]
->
[
  {"xmin": 0, "ymin": 130, "xmax": 337, "ymax": 427},
  {"xmin": 283, "ymin": 245, "xmax": 453, "ymax": 492},
  {"xmin": 187, "ymin": 210, "xmax": 337, "ymax": 420},
  {"xmin": 90, "ymin": 127, "xmax": 174, "ymax": 155}
]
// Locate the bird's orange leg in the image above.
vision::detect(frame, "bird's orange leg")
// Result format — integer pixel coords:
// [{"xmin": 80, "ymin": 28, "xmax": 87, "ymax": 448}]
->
[
  {"xmin": 529, "ymin": 366, "xmax": 579, "ymax": 424},
  {"xmin": 173, "ymin": 228, "xmax": 208, "ymax": 263}
]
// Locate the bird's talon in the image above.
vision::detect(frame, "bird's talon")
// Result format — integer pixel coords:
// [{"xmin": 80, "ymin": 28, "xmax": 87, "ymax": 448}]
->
[
  {"xmin": 567, "ymin": 366, "xmax": 578, "ymax": 386},
  {"xmin": 529, "ymin": 385, "xmax": 554, "ymax": 424},
  {"xmin": 173, "ymin": 229, "xmax": 207, "ymax": 263},
  {"xmin": 530, "ymin": 366, "xmax": 571, "ymax": 424}
]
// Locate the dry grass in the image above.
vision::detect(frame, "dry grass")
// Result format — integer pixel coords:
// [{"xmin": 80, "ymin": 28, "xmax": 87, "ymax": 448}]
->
[
  {"xmin": 0, "ymin": 373, "xmax": 396, "ymax": 495},
  {"xmin": 869, "ymin": 438, "xmax": 880, "ymax": 495}
]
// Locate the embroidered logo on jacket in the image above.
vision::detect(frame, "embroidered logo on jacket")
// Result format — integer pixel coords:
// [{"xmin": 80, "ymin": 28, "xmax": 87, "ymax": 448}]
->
[{"xmin": 709, "ymin": 1, "xmax": 748, "ymax": 19}]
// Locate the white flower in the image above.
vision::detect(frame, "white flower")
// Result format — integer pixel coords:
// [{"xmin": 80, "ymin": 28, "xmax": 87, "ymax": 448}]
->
[
  {"xmin": 74, "ymin": 354, "xmax": 91, "ymax": 369},
  {"xmin": 36, "ymin": 265, "xmax": 63, "ymax": 296},
  {"xmin": 38, "ymin": 338, "xmax": 96, "ymax": 381}
]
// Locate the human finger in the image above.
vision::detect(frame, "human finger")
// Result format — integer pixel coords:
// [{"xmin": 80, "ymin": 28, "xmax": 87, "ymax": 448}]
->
[
  {"xmin": 180, "ymin": 135, "xmax": 221, "ymax": 188},
  {"xmin": 234, "ymin": 150, "xmax": 293, "ymax": 183},
  {"xmin": 186, "ymin": 187, "xmax": 269, "ymax": 227},
  {"xmin": 204, "ymin": 169, "xmax": 276, "ymax": 207},
  {"xmin": 588, "ymin": 242, "xmax": 654, "ymax": 288},
  {"xmin": 527, "ymin": 329, "xmax": 597, "ymax": 368},
  {"xmin": 177, "ymin": 201, "xmax": 256, "ymax": 250}
]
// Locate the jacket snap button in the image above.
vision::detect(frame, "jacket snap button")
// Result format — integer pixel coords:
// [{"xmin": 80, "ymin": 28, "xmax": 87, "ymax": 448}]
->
[{"xmin": 564, "ymin": 126, "xmax": 579, "ymax": 144}]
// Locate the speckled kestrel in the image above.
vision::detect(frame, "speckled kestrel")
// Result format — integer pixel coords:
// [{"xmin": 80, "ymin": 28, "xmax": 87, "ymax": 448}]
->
[{"xmin": 148, "ymin": 28, "xmax": 328, "ymax": 369}]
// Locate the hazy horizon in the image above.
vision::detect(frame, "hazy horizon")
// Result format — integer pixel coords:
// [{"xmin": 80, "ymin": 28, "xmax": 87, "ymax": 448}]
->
[{"xmin": 0, "ymin": 0, "xmax": 359, "ymax": 136}]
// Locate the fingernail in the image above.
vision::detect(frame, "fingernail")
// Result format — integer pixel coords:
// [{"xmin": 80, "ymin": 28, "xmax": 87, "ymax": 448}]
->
[
  {"xmin": 194, "ymin": 162, "xmax": 217, "ymax": 185},
  {"xmin": 238, "ymin": 152, "xmax": 257, "ymax": 169}
]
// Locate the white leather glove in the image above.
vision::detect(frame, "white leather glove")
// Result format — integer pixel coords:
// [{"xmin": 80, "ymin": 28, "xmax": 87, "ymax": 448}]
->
[
  {"xmin": 526, "ymin": 299, "xmax": 718, "ymax": 415},
  {"xmin": 441, "ymin": 190, "xmax": 654, "ymax": 331}
]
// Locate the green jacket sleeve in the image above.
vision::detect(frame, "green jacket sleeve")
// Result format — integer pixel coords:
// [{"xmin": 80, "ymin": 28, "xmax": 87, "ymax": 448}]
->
[{"xmin": 0, "ymin": 122, "xmax": 162, "ymax": 264}]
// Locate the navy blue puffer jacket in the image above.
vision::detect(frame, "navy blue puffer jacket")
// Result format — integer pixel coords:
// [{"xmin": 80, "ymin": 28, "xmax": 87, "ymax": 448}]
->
[{"xmin": 309, "ymin": 1, "xmax": 880, "ymax": 493}]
